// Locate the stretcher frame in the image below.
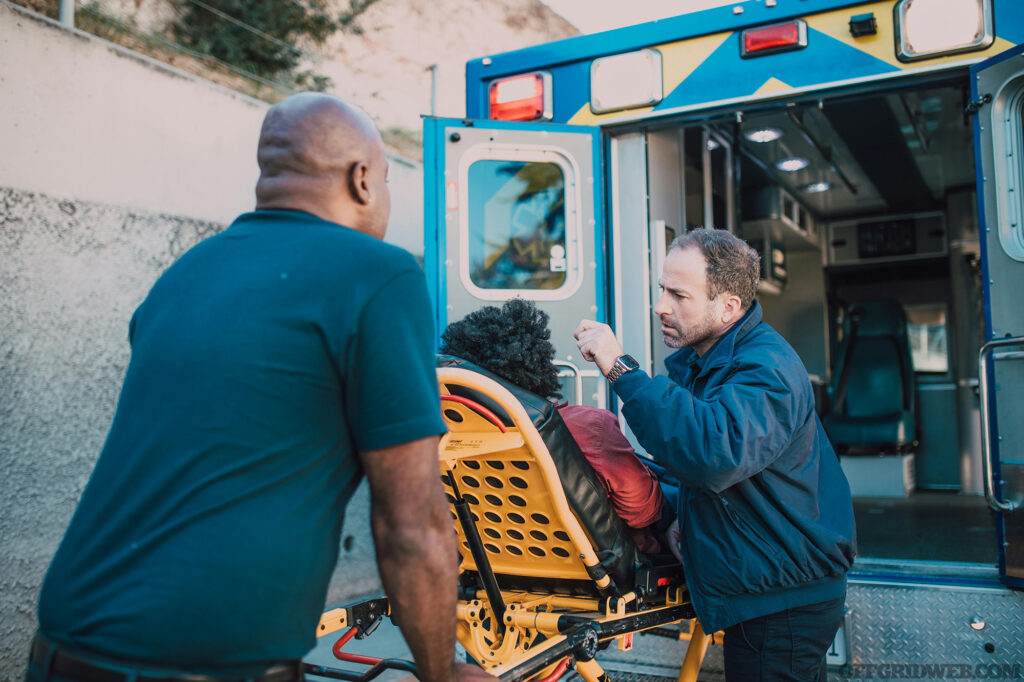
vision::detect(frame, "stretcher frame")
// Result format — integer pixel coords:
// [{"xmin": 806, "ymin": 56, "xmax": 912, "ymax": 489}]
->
[{"xmin": 305, "ymin": 367, "xmax": 712, "ymax": 682}]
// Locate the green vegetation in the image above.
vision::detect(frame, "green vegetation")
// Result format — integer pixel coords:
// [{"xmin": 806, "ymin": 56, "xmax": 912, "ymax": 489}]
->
[
  {"xmin": 11, "ymin": 0, "xmax": 380, "ymax": 98},
  {"xmin": 170, "ymin": 0, "xmax": 382, "ymax": 92},
  {"xmin": 172, "ymin": 1, "xmax": 335, "ymax": 89}
]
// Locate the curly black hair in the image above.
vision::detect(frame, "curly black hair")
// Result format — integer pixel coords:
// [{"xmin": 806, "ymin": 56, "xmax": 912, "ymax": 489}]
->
[{"xmin": 440, "ymin": 299, "xmax": 562, "ymax": 400}]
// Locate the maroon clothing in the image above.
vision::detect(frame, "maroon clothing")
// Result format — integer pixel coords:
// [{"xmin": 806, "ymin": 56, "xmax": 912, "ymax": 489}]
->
[{"xmin": 558, "ymin": 405, "xmax": 666, "ymax": 554}]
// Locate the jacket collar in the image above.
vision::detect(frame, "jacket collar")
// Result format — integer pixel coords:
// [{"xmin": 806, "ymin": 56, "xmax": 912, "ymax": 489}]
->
[{"xmin": 666, "ymin": 301, "xmax": 763, "ymax": 379}]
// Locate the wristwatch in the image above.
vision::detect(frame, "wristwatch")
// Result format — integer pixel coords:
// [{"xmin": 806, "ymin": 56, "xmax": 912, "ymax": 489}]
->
[{"xmin": 605, "ymin": 354, "xmax": 640, "ymax": 383}]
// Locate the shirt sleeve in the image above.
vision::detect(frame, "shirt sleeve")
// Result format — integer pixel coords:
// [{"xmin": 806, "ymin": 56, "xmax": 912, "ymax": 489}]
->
[
  {"xmin": 344, "ymin": 267, "xmax": 447, "ymax": 452},
  {"xmin": 612, "ymin": 359, "xmax": 800, "ymax": 494}
]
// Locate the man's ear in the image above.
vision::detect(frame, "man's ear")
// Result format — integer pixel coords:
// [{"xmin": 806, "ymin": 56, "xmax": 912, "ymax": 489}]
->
[
  {"xmin": 722, "ymin": 294, "xmax": 743, "ymax": 324},
  {"xmin": 348, "ymin": 161, "xmax": 371, "ymax": 205}
]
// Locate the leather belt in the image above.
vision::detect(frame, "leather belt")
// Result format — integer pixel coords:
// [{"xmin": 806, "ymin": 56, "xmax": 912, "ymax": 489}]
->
[{"xmin": 30, "ymin": 635, "xmax": 303, "ymax": 682}]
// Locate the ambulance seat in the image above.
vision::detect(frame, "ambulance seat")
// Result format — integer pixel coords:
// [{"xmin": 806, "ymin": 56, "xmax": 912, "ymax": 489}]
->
[{"xmin": 822, "ymin": 300, "xmax": 918, "ymax": 454}]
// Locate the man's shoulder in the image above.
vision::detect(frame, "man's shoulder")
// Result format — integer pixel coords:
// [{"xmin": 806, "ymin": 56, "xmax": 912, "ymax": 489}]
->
[
  {"xmin": 738, "ymin": 319, "xmax": 798, "ymax": 358},
  {"xmin": 243, "ymin": 211, "xmax": 422, "ymax": 281},
  {"xmin": 229, "ymin": 211, "xmax": 417, "ymax": 262},
  {"xmin": 731, "ymin": 321, "xmax": 809, "ymax": 381}
]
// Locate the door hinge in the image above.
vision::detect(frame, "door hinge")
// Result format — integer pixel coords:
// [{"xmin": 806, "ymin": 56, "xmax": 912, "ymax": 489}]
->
[{"xmin": 966, "ymin": 94, "xmax": 992, "ymax": 116}]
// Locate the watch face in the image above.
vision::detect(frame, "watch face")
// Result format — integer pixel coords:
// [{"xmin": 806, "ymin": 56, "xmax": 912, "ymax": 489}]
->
[{"xmin": 620, "ymin": 355, "xmax": 640, "ymax": 371}]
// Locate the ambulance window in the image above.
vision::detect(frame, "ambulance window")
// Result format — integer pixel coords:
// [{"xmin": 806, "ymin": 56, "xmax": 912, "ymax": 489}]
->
[
  {"xmin": 466, "ymin": 160, "xmax": 568, "ymax": 291},
  {"xmin": 905, "ymin": 304, "xmax": 949, "ymax": 374}
]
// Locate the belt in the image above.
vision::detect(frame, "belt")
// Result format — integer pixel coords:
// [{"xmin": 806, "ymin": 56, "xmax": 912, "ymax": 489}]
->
[{"xmin": 30, "ymin": 635, "xmax": 303, "ymax": 682}]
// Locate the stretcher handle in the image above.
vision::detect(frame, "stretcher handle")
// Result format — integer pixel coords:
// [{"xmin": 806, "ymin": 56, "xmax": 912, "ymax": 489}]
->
[
  {"xmin": 440, "ymin": 394, "xmax": 508, "ymax": 433},
  {"xmin": 303, "ymin": 626, "xmax": 418, "ymax": 682}
]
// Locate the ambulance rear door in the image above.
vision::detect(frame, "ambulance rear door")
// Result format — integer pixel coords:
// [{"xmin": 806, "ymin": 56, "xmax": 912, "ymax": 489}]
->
[
  {"xmin": 973, "ymin": 42, "xmax": 1024, "ymax": 589},
  {"xmin": 423, "ymin": 118, "xmax": 607, "ymax": 408}
]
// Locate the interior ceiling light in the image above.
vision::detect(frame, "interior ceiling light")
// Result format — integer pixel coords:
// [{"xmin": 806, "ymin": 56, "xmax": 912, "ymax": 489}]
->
[
  {"xmin": 804, "ymin": 181, "xmax": 832, "ymax": 193},
  {"xmin": 706, "ymin": 138, "xmax": 720, "ymax": 151},
  {"xmin": 776, "ymin": 157, "xmax": 809, "ymax": 172},
  {"xmin": 896, "ymin": 0, "xmax": 993, "ymax": 61},
  {"xmin": 745, "ymin": 127, "xmax": 783, "ymax": 143}
]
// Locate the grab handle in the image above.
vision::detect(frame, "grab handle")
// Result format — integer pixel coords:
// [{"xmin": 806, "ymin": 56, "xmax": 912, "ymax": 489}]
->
[{"xmin": 978, "ymin": 335, "xmax": 1024, "ymax": 512}]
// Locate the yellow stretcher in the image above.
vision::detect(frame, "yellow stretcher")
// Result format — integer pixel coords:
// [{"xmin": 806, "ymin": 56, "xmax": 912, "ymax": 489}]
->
[{"xmin": 306, "ymin": 366, "xmax": 713, "ymax": 682}]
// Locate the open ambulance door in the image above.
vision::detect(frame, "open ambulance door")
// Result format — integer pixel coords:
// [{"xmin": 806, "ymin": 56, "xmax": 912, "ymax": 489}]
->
[
  {"xmin": 973, "ymin": 44, "xmax": 1024, "ymax": 590},
  {"xmin": 423, "ymin": 118, "xmax": 607, "ymax": 408}
]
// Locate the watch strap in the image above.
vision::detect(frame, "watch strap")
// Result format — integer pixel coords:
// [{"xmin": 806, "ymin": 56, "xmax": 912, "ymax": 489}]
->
[{"xmin": 606, "ymin": 354, "xmax": 639, "ymax": 383}]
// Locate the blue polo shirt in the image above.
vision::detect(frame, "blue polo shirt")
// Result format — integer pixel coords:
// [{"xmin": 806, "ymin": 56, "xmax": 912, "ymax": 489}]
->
[{"xmin": 38, "ymin": 210, "xmax": 446, "ymax": 674}]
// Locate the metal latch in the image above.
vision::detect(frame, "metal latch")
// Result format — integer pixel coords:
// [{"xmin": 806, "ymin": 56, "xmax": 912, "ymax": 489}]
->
[{"xmin": 965, "ymin": 93, "xmax": 992, "ymax": 115}]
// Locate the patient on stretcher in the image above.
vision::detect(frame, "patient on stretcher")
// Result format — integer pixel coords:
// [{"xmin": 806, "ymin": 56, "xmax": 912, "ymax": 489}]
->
[{"xmin": 440, "ymin": 298, "xmax": 670, "ymax": 554}]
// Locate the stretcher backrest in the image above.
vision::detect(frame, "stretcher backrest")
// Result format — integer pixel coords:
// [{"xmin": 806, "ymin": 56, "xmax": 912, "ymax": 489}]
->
[{"xmin": 437, "ymin": 357, "xmax": 636, "ymax": 593}]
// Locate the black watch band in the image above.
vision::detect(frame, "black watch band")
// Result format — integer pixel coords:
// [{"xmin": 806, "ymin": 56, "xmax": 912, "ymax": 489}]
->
[{"xmin": 606, "ymin": 354, "xmax": 640, "ymax": 383}]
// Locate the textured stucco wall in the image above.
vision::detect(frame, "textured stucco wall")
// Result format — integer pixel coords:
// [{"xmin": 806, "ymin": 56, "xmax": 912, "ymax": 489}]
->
[
  {"xmin": 0, "ymin": 187, "xmax": 383, "ymax": 678},
  {"xmin": 0, "ymin": 188, "xmax": 223, "ymax": 675}
]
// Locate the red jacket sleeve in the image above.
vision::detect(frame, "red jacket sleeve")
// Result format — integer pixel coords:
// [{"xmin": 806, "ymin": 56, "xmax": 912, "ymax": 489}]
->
[{"xmin": 558, "ymin": 405, "xmax": 665, "ymax": 530}]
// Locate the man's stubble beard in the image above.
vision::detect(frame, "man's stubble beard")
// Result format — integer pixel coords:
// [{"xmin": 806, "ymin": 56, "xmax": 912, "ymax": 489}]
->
[{"xmin": 661, "ymin": 303, "xmax": 719, "ymax": 350}]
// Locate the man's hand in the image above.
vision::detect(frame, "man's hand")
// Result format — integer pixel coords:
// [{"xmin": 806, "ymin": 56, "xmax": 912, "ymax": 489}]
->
[{"xmin": 573, "ymin": 319, "xmax": 624, "ymax": 377}]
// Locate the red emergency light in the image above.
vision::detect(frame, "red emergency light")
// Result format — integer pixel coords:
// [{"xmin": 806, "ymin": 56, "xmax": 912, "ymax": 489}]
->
[
  {"xmin": 741, "ymin": 20, "xmax": 808, "ymax": 58},
  {"xmin": 489, "ymin": 72, "xmax": 552, "ymax": 121}
]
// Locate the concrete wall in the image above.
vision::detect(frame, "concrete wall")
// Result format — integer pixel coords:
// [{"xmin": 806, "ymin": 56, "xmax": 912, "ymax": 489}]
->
[
  {"xmin": 0, "ymin": 3, "xmax": 417, "ymax": 675},
  {"xmin": 0, "ymin": 4, "xmax": 264, "ymax": 225},
  {"xmin": 0, "ymin": 1, "xmax": 424, "ymax": 253}
]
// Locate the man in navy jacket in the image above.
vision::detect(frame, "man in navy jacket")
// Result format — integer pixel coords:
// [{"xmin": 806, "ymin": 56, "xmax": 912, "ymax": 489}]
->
[{"xmin": 575, "ymin": 228, "xmax": 855, "ymax": 682}]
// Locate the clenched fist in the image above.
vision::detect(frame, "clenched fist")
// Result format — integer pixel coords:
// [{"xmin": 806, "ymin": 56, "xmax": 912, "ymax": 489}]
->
[{"xmin": 573, "ymin": 319, "xmax": 625, "ymax": 377}]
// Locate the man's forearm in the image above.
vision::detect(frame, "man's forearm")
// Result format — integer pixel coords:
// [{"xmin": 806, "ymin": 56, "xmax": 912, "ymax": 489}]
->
[{"xmin": 372, "ymin": 497, "xmax": 459, "ymax": 682}]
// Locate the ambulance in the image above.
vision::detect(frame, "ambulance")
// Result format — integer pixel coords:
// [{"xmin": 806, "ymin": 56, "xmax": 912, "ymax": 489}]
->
[{"xmin": 422, "ymin": 0, "xmax": 1024, "ymax": 676}]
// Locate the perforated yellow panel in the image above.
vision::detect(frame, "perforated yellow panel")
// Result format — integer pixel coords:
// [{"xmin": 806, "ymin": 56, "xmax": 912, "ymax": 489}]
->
[
  {"xmin": 436, "ymin": 369, "xmax": 702, "ymax": 681},
  {"xmin": 438, "ymin": 394, "xmax": 593, "ymax": 583}
]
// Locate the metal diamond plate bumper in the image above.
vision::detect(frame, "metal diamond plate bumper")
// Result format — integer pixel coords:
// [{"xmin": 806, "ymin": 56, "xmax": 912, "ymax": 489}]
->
[{"xmin": 568, "ymin": 580, "xmax": 1024, "ymax": 681}]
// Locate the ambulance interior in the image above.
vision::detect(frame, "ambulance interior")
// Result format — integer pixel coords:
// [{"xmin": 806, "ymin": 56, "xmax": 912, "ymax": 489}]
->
[{"xmin": 635, "ymin": 78, "xmax": 994, "ymax": 571}]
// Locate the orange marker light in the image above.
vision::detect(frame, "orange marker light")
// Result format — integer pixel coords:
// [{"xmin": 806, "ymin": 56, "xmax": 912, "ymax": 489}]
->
[{"xmin": 489, "ymin": 73, "xmax": 551, "ymax": 121}]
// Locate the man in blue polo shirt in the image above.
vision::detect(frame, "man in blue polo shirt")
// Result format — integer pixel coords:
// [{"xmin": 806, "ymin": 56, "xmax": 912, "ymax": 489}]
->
[
  {"xmin": 574, "ymin": 228, "xmax": 855, "ymax": 682},
  {"xmin": 31, "ymin": 94, "xmax": 492, "ymax": 682}
]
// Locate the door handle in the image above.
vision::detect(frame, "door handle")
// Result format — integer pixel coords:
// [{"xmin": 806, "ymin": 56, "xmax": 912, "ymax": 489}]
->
[
  {"xmin": 979, "ymin": 335, "xmax": 1024, "ymax": 512},
  {"xmin": 553, "ymin": 360, "xmax": 584, "ymax": 406}
]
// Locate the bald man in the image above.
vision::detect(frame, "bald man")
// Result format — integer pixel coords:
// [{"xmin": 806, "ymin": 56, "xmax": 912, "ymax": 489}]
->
[{"xmin": 31, "ymin": 94, "xmax": 490, "ymax": 682}]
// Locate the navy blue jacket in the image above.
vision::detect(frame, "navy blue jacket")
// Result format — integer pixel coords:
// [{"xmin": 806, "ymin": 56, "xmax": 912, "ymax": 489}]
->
[{"xmin": 613, "ymin": 302, "xmax": 856, "ymax": 633}]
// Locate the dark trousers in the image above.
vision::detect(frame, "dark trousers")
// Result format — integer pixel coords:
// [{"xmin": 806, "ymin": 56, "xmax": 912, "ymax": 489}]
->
[{"xmin": 723, "ymin": 596, "xmax": 845, "ymax": 682}]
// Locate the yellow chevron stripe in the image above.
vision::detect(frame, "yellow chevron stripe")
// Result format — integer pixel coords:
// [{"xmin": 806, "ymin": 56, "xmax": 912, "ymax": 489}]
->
[
  {"xmin": 659, "ymin": 30, "xmax": 734, "ymax": 96},
  {"xmin": 805, "ymin": 1, "xmax": 1016, "ymax": 70},
  {"xmin": 568, "ymin": 103, "xmax": 655, "ymax": 126},
  {"xmin": 805, "ymin": 0, "xmax": 902, "ymax": 68},
  {"xmin": 569, "ymin": 30, "xmax": 731, "ymax": 125},
  {"xmin": 752, "ymin": 77, "xmax": 794, "ymax": 96},
  {"xmin": 568, "ymin": 2, "xmax": 1020, "ymax": 125}
]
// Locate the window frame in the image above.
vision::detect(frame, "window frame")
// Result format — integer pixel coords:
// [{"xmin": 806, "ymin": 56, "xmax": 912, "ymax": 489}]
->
[
  {"xmin": 458, "ymin": 143, "xmax": 585, "ymax": 301},
  {"xmin": 991, "ymin": 75, "xmax": 1024, "ymax": 262}
]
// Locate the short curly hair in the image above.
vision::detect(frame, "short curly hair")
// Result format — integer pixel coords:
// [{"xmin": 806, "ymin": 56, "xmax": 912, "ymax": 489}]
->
[{"xmin": 440, "ymin": 299, "xmax": 562, "ymax": 400}]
